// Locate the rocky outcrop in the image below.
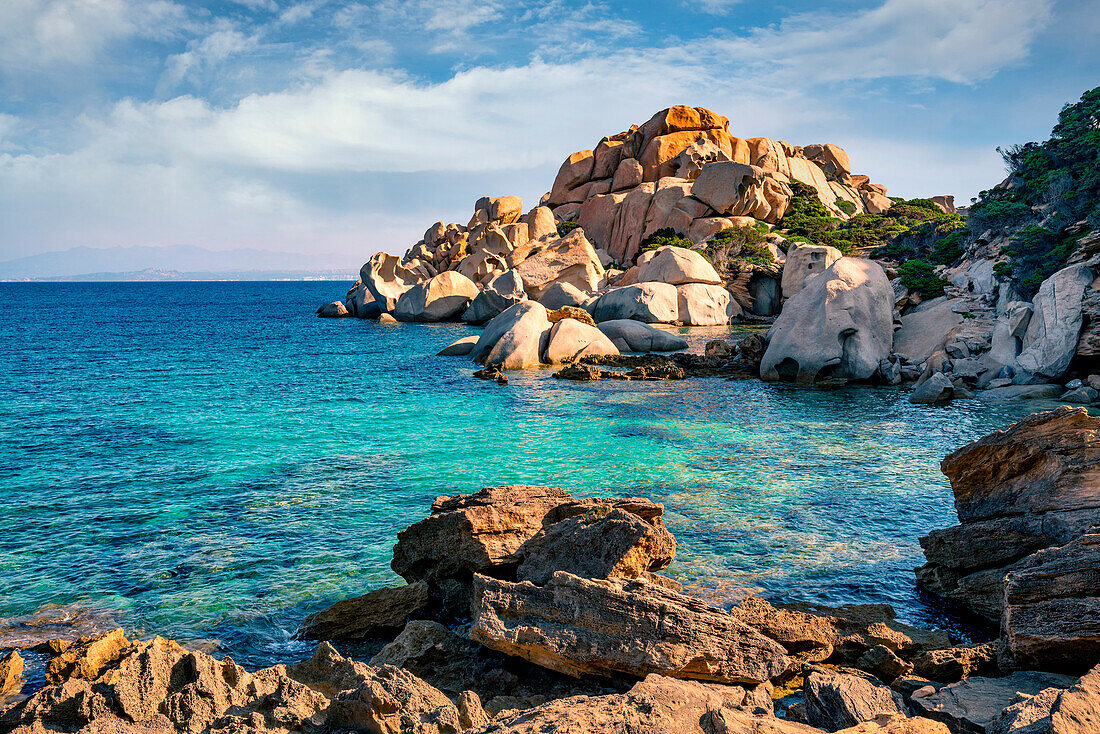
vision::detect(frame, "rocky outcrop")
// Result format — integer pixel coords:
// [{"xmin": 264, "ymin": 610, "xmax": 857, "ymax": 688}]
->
[
  {"xmin": 1002, "ymin": 534, "xmax": 1100, "ymax": 674},
  {"xmin": 2, "ymin": 633, "xmax": 468, "ymax": 734},
  {"xmin": 1013, "ymin": 265, "xmax": 1094, "ymax": 384},
  {"xmin": 730, "ymin": 598, "xmax": 950, "ymax": 667},
  {"xmin": 390, "ymin": 485, "xmax": 673, "ymax": 611},
  {"xmin": 468, "ymin": 673, "xmax": 798, "ymax": 734},
  {"xmin": 514, "ymin": 506, "xmax": 676, "ymax": 585},
  {"xmin": 470, "ymin": 302, "xmax": 553, "ymax": 369},
  {"xmin": 462, "ymin": 270, "xmax": 526, "ymax": 324},
  {"xmin": 543, "ymin": 318, "xmax": 620, "ymax": 363},
  {"xmin": 316, "ymin": 300, "xmax": 350, "ymax": 317},
  {"xmin": 916, "ymin": 407, "xmax": 1100, "ymax": 671},
  {"xmin": 912, "ymin": 644, "xmax": 998, "ymax": 684},
  {"xmin": 761, "ymin": 258, "xmax": 894, "ymax": 384},
  {"xmin": 334, "ymin": 104, "xmax": 891, "ymax": 319},
  {"xmin": 910, "ymin": 671, "xmax": 1075, "ymax": 734},
  {"xmin": 804, "ymin": 669, "xmax": 906, "ymax": 732},
  {"xmin": 592, "ymin": 282, "xmax": 680, "ymax": 324},
  {"xmin": 634, "ymin": 246, "xmax": 722, "ymax": 286},
  {"xmin": 987, "ymin": 662, "xmax": 1100, "ymax": 734},
  {"xmin": 676, "ymin": 283, "xmax": 740, "ymax": 326},
  {"xmin": 781, "ymin": 245, "xmax": 842, "ymax": 301},
  {"xmin": 470, "ymin": 571, "xmax": 792, "ymax": 684},
  {"xmin": 395, "ymin": 271, "xmax": 480, "ymax": 322},
  {"xmin": 0, "ymin": 652, "xmax": 22, "ymax": 703},
  {"xmin": 596, "ymin": 320, "xmax": 688, "ymax": 352},
  {"xmin": 296, "ymin": 581, "xmax": 429, "ymax": 642}
]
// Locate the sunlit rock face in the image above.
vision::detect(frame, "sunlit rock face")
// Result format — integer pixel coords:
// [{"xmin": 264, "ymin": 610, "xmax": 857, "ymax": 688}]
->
[{"xmin": 760, "ymin": 257, "xmax": 894, "ymax": 384}]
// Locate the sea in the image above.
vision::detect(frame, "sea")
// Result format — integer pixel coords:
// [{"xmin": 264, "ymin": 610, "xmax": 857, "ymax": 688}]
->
[{"xmin": 0, "ymin": 281, "xmax": 1065, "ymax": 669}]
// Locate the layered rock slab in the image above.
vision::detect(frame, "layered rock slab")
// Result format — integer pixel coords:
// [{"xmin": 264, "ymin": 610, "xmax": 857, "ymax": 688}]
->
[{"xmin": 470, "ymin": 571, "xmax": 792, "ymax": 684}]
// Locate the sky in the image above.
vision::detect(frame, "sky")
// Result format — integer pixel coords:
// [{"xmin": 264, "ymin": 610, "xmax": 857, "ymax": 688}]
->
[{"xmin": 0, "ymin": 0, "xmax": 1098, "ymax": 265}]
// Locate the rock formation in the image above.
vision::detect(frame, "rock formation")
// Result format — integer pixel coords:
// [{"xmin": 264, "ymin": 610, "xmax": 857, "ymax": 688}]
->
[
  {"xmin": 760, "ymin": 258, "xmax": 894, "ymax": 383},
  {"xmin": 916, "ymin": 407, "xmax": 1100, "ymax": 673}
]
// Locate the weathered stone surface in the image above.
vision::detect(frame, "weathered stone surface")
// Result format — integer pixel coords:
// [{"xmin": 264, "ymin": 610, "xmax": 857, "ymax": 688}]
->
[
  {"xmin": 544, "ymin": 318, "xmax": 620, "ymax": 364},
  {"xmin": 391, "ymin": 485, "xmax": 576, "ymax": 589},
  {"xmin": 596, "ymin": 320, "xmax": 688, "ymax": 352},
  {"xmin": 635, "ymin": 246, "xmax": 722, "ymax": 285},
  {"xmin": 804, "ymin": 144, "xmax": 852, "ymax": 178},
  {"xmin": 471, "ymin": 301, "xmax": 552, "ymax": 370},
  {"xmin": 910, "ymin": 672, "xmax": 1076, "ymax": 734},
  {"xmin": 894, "ymin": 299, "xmax": 967, "ymax": 366},
  {"xmin": 316, "ymin": 300, "xmax": 350, "ymax": 318},
  {"xmin": 781, "ymin": 245, "xmax": 842, "ymax": 301},
  {"xmin": 857, "ymin": 645, "xmax": 914, "ymax": 682},
  {"xmin": 612, "ymin": 157, "xmax": 644, "ymax": 191},
  {"xmin": 0, "ymin": 651, "xmax": 22, "ymax": 702},
  {"xmin": 437, "ymin": 335, "xmax": 479, "ymax": 356},
  {"xmin": 910, "ymin": 373, "xmax": 955, "ymax": 405},
  {"xmin": 395, "ymin": 271, "xmax": 480, "ymax": 322},
  {"xmin": 537, "ymin": 281, "xmax": 589, "ymax": 310},
  {"xmin": 548, "ymin": 150, "xmax": 595, "ymax": 206},
  {"xmin": 513, "ymin": 230, "xmax": 604, "ymax": 301},
  {"xmin": 804, "ymin": 669, "xmax": 906, "ymax": 732},
  {"xmin": 608, "ymin": 183, "xmax": 656, "ymax": 265},
  {"xmin": 515, "ymin": 506, "xmax": 676, "ymax": 585},
  {"xmin": 1015, "ymin": 265, "xmax": 1094, "ymax": 384},
  {"xmin": 577, "ymin": 193, "xmax": 629, "ymax": 251},
  {"xmin": 691, "ymin": 162, "xmax": 792, "ymax": 222},
  {"xmin": 940, "ymin": 407, "xmax": 1100, "ymax": 523},
  {"xmin": 592, "ymin": 282, "xmax": 680, "ymax": 324},
  {"xmin": 1002, "ymin": 534, "xmax": 1100, "ymax": 673},
  {"xmin": 677, "ymin": 283, "xmax": 740, "ymax": 325},
  {"xmin": 296, "ymin": 582, "xmax": 429, "ymax": 642},
  {"xmin": 920, "ymin": 518, "xmax": 1054, "ymax": 575},
  {"xmin": 987, "ymin": 662, "xmax": 1100, "ymax": 734},
  {"xmin": 911, "ymin": 643, "xmax": 998, "ymax": 683},
  {"xmin": 468, "ymin": 673, "xmax": 816, "ymax": 734},
  {"xmin": 761, "ymin": 258, "xmax": 894, "ymax": 384},
  {"xmin": 470, "ymin": 571, "xmax": 791, "ymax": 684},
  {"xmin": 731, "ymin": 598, "xmax": 949, "ymax": 666},
  {"xmin": 546, "ymin": 305, "xmax": 596, "ymax": 327},
  {"xmin": 45, "ymin": 628, "xmax": 129, "ymax": 685},
  {"xmin": 463, "ymin": 270, "xmax": 526, "ymax": 325},
  {"xmin": 362, "ymin": 252, "xmax": 424, "ymax": 312},
  {"xmin": 3, "ymin": 633, "xmax": 465, "ymax": 734}
]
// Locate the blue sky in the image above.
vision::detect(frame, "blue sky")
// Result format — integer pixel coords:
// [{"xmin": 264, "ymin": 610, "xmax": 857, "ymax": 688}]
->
[{"xmin": 1, "ymin": 0, "xmax": 1097, "ymax": 263}]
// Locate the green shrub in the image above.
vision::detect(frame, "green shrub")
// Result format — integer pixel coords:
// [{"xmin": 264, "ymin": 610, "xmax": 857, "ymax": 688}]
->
[
  {"xmin": 836, "ymin": 198, "xmax": 856, "ymax": 215},
  {"xmin": 993, "ymin": 262, "xmax": 1012, "ymax": 278},
  {"xmin": 898, "ymin": 259, "xmax": 947, "ymax": 298},
  {"xmin": 556, "ymin": 220, "xmax": 581, "ymax": 237},
  {"xmin": 781, "ymin": 181, "xmax": 841, "ymax": 237},
  {"xmin": 640, "ymin": 227, "xmax": 693, "ymax": 252}
]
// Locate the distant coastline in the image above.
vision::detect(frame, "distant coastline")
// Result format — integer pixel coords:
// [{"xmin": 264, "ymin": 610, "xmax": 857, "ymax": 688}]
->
[{"xmin": 1, "ymin": 268, "xmax": 357, "ymax": 283}]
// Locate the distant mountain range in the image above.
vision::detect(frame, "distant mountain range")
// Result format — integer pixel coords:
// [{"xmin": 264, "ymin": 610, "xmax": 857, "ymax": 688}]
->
[{"xmin": 0, "ymin": 245, "xmax": 363, "ymax": 281}]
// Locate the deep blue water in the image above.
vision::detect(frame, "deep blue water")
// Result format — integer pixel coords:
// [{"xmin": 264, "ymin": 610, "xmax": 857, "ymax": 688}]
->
[{"xmin": 0, "ymin": 282, "xmax": 1060, "ymax": 667}]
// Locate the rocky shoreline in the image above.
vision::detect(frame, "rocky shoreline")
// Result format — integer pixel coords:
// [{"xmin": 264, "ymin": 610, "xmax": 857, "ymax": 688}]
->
[
  {"xmin": 3, "ymin": 407, "xmax": 1097, "ymax": 734},
  {"xmin": 317, "ymin": 104, "xmax": 1100, "ymax": 407}
]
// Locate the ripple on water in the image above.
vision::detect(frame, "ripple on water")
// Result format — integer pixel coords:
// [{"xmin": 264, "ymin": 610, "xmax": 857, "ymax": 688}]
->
[{"xmin": 0, "ymin": 281, "xmax": 1073, "ymax": 665}]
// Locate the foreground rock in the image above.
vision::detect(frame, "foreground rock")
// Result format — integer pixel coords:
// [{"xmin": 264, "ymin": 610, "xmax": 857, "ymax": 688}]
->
[
  {"xmin": 916, "ymin": 407, "xmax": 1100, "ymax": 656},
  {"xmin": 395, "ymin": 271, "xmax": 480, "ymax": 322},
  {"xmin": 390, "ymin": 485, "xmax": 674, "ymax": 612},
  {"xmin": 910, "ymin": 671, "xmax": 1076, "ymax": 734},
  {"xmin": 296, "ymin": 581, "xmax": 429, "ymax": 642},
  {"xmin": 804, "ymin": 669, "xmax": 905, "ymax": 731},
  {"xmin": 469, "ymin": 673, "xmax": 798, "ymax": 734},
  {"xmin": 470, "ymin": 571, "xmax": 792, "ymax": 684},
  {"xmin": 988, "ymin": 662, "xmax": 1100, "ymax": 734},
  {"xmin": 470, "ymin": 302, "xmax": 552, "ymax": 369},
  {"xmin": 761, "ymin": 258, "xmax": 894, "ymax": 384},
  {"xmin": 2, "ymin": 632, "xmax": 469, "ymax": 734},
  {"xmin": 596, "ymin": 320, "xmax": 688, "ymax": 352}
]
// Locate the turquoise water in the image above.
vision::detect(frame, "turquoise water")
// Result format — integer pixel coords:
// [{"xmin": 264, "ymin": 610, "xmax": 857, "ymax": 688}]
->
[{"xmin": 0, "ymin": 282, "xmax": 1058, "ymax": 667}]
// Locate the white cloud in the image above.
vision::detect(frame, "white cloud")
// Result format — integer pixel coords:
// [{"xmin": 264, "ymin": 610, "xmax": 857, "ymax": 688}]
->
[
  {"xmin": 0, "ymin": 0, "xmax": 187, "ymax": 68},
  {"xmin": 0, "ymin": 0, "xmax": 1059, "ymax": 261},
  {"xmin": 712, "ymin": 0, "xmax": 1053, "ymax": 84}
]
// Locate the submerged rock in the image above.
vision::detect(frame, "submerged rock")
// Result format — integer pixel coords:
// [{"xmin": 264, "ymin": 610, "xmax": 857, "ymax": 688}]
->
[{"xmin": 316, "ymin": 300, "xmax": 350, "ymax": 317}]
